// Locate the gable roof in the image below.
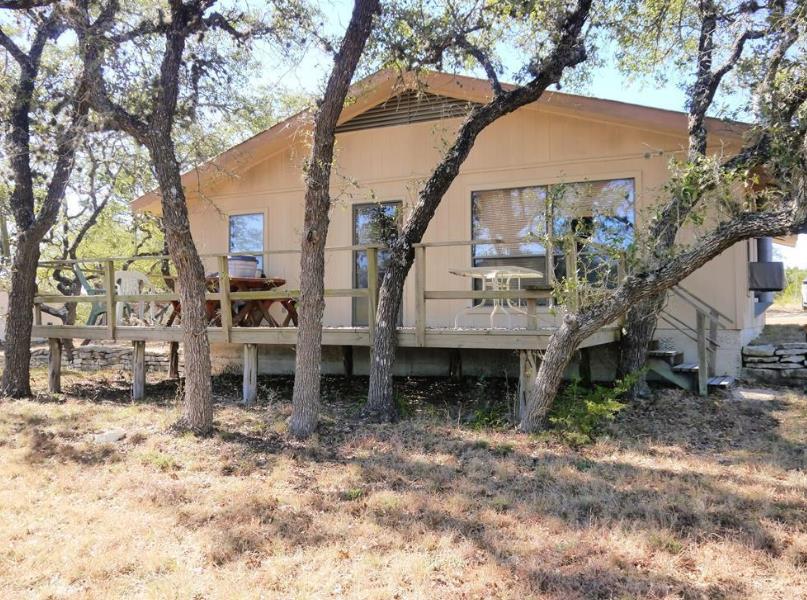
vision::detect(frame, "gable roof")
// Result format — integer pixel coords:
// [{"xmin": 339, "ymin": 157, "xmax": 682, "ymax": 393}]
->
[{"xmin": 132, "ymin": 69, "xmax": 750, "ymax": 212}]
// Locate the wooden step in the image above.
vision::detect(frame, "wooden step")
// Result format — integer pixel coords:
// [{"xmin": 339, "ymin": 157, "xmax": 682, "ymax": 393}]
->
[
  {"xmin": 672, "ymin": 362, "xmax": 700, "ymax": 373},
  {"xmin": 707, "ymin": 375, "xmax": 736, "ymax": 389},
  {"xmin": 647, "ymin": 349, "xmax": 684, "ymax": 366},
  {"xmin": 646, "ymin": 358, "xmax": 695, "ymax": 392}
]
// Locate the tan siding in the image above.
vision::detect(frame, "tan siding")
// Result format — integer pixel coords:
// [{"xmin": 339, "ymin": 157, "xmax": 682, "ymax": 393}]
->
[{"xmin": 180, "ymin": 104, "xmax": 752, "ymax": 336}]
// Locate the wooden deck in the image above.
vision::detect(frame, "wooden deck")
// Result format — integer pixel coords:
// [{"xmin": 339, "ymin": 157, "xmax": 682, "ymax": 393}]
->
[
  {"xmin": 31, "ymin": 324, "xmax": 620, "ymax": 351},
  {"xmin": 32, "ymin": 240, "xmax": 625, "ymax": 401}
]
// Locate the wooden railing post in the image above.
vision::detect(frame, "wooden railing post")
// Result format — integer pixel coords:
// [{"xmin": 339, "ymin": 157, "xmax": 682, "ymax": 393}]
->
[
  {"xmin": 526, "ymin": 297, "xmax": 537, "ymax": 331},
  {"xmin": 34, "ymin": 302, "xmax": 42, "ymax": 326},
  {"xmin": 366, "ymin": 246, "xmax": 378, "ymax": 343},
  {"xmin": 696, "ymin": 310, "xmax": 708, "ymax": 396},
  {"xmin": 565, "ymin": 239, "xmax": 579, "ymax": 311},
  {"xmin": 415, "ymin": 245, "xmax": 426, "ymax": 346},
  {"xmin": 708, "ymin": 308, "xmax": 719, "ymax": 377},
  {"xmin": 104, "ymin": 260, "xmax": 116, "ymax": 339},
  {"xmin": 218, "ymin": 255, "xmax": 232, "ymax": 343}
]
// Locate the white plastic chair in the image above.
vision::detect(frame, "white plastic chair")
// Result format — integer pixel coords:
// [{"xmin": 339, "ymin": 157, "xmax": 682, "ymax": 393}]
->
[{"xmin": 115, "ymin": 270, "xmax": 157, "ymax": 324}]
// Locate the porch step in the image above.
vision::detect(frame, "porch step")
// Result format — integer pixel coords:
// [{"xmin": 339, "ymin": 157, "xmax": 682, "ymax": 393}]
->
[
  {"xmin": 651, "ymin": 359, "xmax": 735, "ymax": 391},
  {"xmin": 672, "ymin": 362, "xmax": 700, "ymax": 373},
  {"xmin": 647, "ymin": 358, "xmax": 694, "ymax": 392},
  {"xmin": 707, "ymin": 375, "xmax": 736, "ymax": 389},
  {"xmin": 647, "ymin": 349, "xmax": 684, "ymax": 366}
]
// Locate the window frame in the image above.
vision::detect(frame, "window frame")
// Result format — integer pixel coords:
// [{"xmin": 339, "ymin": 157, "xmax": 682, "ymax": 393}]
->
[
  {"xmin": 468, "ymin": 176, "xmax": 637, "ymax": 305},
  {"xmin": 227, "ymin": 209, "xmax": 267, "ymax": 273},
  {"xmin": 351, "ymin": 200, "xmax": 403, "ymax": 327}
]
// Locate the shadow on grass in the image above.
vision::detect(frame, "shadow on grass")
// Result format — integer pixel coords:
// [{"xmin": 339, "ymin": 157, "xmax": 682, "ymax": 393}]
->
[
  {"xmin": 210, "ymin": 380, "xmax": 806, "ymax": 598},
  {"xmin": 13, "ymin": 369, "xmax": 805, "ymax": 597}
]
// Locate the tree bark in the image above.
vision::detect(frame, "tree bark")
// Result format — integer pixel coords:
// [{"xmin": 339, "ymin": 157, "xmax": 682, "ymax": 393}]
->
[
  {"xmin": 520, "ymin": 319, "xmax": 582, "ymax": 430},
  {"xmin": 147, "ymin": 134, "xmax": 212, "ymax": 433},
  {"xmin": 289, "ymin": 0, "xmax": 380, "ymax": 438},
  {"xmin": 364, "ymin": 257, "xmax": 409, "ymax": 419},
  {"xmin": 616, "ymin": 293, "xmax": 664, "ymax": 400},
  {"xmin": 1, "ymin": 235, "xmax": 40, "ymax": 396},
  {"xmin": 0, "ymin": 18, "xmax": 88, "ymax": 396},
  {"xmin": 365, "ymin": 0, "xmax": 593, "ymax": 419}
]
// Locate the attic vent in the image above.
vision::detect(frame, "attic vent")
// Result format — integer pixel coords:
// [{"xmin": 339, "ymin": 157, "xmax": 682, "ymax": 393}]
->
[{"xmin": 335, "ymin": 91, "xmax": 478, "ymax": 133}]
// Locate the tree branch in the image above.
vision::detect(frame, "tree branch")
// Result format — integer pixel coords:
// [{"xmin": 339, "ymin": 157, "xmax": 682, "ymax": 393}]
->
[
  {"xmin": 0, "ymin": 26, "xmax": 29, "ymax": 67},
  {"xmin": 456, "ymin": 35, "xmax": 502, "ymax": 96},
  {"xmin": 0, "ymin": 0, "xmax": 57, "ymax": 8}
]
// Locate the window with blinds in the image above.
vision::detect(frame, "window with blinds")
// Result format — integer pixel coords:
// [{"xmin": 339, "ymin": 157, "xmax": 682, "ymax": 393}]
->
[{"xmin": 471, "ymin": 179, "xmax": 635, "ymax": 287}]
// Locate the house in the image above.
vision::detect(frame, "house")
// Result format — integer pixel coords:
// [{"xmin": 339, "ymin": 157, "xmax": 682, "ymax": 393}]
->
[{"xmin": 124, "ymin": 70, "xmax": 778, "ymax": 382}]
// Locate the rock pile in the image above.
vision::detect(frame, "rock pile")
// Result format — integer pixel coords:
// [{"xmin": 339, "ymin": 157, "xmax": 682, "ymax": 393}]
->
[
  {"xmin": 30, "ymin": 344, "xmax": 183, "ymax": 374},
  {"xmin": 742, "ymin": 342, "xmax": 807, "ymax": 383}
]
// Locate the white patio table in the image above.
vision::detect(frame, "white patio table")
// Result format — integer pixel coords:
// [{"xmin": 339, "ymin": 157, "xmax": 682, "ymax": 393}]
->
[{"xmin": 448, "ymin": 265, "xmax": 543, "ymax": 329}]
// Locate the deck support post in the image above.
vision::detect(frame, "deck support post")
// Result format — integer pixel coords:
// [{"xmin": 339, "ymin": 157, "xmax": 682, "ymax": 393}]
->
[
  {"xmin": 342, "ymin": 345, "xmax": 354, "ymax": 377},
  {"xmin": 48, "ymin": 338, "xmax": 62, "ymax": 393},
  {"xmin": 132, "ymin": 340, "xmax": 146, "ymax": 402},
  {"xmin": 168, "ymin": 341, "xmax": 180, "ymax": 379},
  {"xmin": 518, "ymin": 350, "xmax": 539, "ymax": 420},
  {"xmin": 578, "ymin": 347, "xmax": 592, "ymax": 386},
  {"xmin": 243, "ymin": 343, "xmax": 258, "ymax": 405},
  {"xmin": 526, "ymin": 298, "xmax": 537, "ymax": 331},
  {"xmin": 696, "ymin": 310, "xmax": 708, "ymax": 397},
  {"xmin": 448, "ymin": 349, "xmax": 462, "ymax": 380}
]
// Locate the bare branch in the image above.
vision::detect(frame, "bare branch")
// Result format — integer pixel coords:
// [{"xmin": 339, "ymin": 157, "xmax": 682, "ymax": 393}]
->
[
  {"xmin": 0, "ymin": 26, "xmax": 29, "ymax": 67},
  {"xmin": 0, "ymin": 0, "xmax": 57, "ymax": 8},
  {"xmin": 456, "ymin": 35, "xmax": 502, "ymax": 96}
]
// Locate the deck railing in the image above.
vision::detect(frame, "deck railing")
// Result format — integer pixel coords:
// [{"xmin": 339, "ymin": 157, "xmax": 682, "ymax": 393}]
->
[
  {"xmin": 32, "ymin": 238, "xmax": 626, "ymax": 401},
  {"xmin": 33, "ymin": 236, "xmax": 626, "ymax": 346}
]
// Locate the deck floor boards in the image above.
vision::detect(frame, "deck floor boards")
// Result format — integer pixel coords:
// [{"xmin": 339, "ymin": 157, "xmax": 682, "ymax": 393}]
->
[{"xmin": 32, "ymin": 324, "xmax": 620, "ymax": 351}]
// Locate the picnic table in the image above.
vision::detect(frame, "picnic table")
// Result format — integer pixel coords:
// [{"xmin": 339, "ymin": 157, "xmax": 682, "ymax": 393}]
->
[{"xmin": 165, "ymin": 275, "xmax": 298, "ymax": 327}]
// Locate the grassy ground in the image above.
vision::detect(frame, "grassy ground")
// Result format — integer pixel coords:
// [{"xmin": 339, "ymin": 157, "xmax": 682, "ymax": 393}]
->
[{"xmin": 1, "ymin": 369, "xmax": 806, "ymax": 599}]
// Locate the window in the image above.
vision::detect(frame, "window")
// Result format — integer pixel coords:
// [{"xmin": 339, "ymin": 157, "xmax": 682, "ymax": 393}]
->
[
  {"xmin": 471, "ymin": 179, "xmax": 635, "ymax": 289},
  {"xmin": 549, "ymin": 179, "xmax": 635, "ymax": 285},
  {"xmin": 353, "ymin": 202, "xmax": 402, "ymax": 326},
  {"xmin": 471, "ymin": 186, "xmax": 549, "ymax": 289},
  {"xmin": 229, "ymin": 213, "xmax": 265, "ymax": 272}
]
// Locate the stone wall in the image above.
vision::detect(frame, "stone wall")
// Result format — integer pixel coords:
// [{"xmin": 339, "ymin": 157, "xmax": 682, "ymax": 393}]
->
[
  {"xmin": 30, "ymin": 344, "xmax": 184, "ymax": 374},
  {"xmin": 741, "ymin": 343, "xmax": 807, "ymax": 384}
]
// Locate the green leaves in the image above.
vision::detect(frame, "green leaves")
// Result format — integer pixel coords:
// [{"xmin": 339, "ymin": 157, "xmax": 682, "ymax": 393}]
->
[{"xmin": 548, "ymin": 370, "xmax": 641, "ymax": 445}]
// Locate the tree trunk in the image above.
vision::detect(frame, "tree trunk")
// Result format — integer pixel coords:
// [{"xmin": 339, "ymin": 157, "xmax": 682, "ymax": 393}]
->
[
  {"xmin": 148, "ymin": 139, "xmax": 212, "ymax": 433},
  {"xmin": 364, "ymin": 255, "xmax": 410, "ymax": 420},
  {"xmin": 520, "ymin": 197, "xmax": 807, "ymax": 432},
  {"xmin": 290, "ymin": 185, "xmax": 330, "ymax": 437},
  {"xmin": 519, "ymin": 319, "xmax": 583, "ymax": 430},
  {"xmin": 1, "ymin": 234, "xmax": 40, "ymax": 397},
  {"xmin": 617, "ymin": 293, "xmax": 665, "ymax": 400},
  {"xmin": 289, "ymin": 0, "xmax": 380, "ymax": 438}
]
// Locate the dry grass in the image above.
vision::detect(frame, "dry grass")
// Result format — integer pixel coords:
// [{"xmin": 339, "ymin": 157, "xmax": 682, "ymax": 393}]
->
[{"xmin": 1, "ymin": 368, "xmax": 806, "ymax": 599}]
